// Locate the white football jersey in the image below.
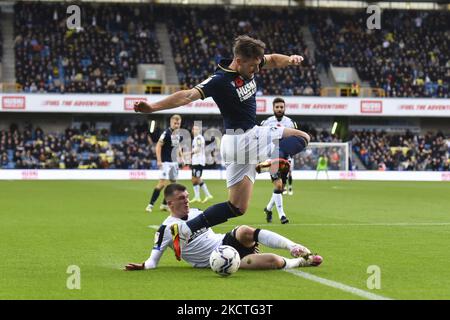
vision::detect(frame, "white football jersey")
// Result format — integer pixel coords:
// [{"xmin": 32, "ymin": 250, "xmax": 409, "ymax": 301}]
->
[
  {"xmin": 145, "ymin": 208, "xmax": 224, "ymax": 269},
  {"xmin": 191, "ymin": 134, "xmax": 206, "ymax": 166},
  {"xmin": 261, "ymin": 115, "xmax": 297, "ymax": 129}
]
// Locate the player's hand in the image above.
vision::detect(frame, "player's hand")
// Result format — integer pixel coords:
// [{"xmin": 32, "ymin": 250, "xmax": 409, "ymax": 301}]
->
[
  {"xmin": 157, "ymin": 160, "xmax": 162, "ymax": 169},
  {"xmin": 134, "ymin": 101, "xmax": 154, "ymax": 113},
  {"xmin": 288, "ymin": 55, "xmax": 304, "ymax": 66},
  {"xmin": 124, "ymin": 263, "xmax": 145, "ymax": 271}
]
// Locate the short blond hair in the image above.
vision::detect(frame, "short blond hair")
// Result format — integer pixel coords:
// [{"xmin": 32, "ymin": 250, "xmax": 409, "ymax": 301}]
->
[{"xmin": 171, "ymin": 114, "xmax": 181, "ymax": 121}]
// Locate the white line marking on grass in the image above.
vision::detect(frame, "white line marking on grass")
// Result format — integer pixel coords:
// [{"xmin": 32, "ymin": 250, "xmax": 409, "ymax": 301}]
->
[
  {"xmin": 211, "ymin": 222, "xmax": 450, "ymax": 228},
  {"xmin": 285, "ymin": 269, "xmax": 393, "ymax": 300},
  {"xmin": 149, "ymin": 222, "xmax": 450, "ymax": 229}
]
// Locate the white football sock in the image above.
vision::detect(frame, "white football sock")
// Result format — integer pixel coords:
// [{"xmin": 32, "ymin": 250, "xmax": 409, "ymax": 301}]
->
[
  {"xmin": 193, "ymin": 185, "xmax": 200, "ymax": 199},
  {"xmin": 266, "ymin": 194, "xmax": 275, "ymax": 211},
  {"xmin": 200, "ymin": 183, "xmax": 211, "ymax": 197},
  {"xmin": 257, "ymin": 229, "xmax": 296, "ymax": 250},
  {"xmin": 273, "ymin": 193, "xmax": 286, "ymax": 218},
  {"xmin": 283, "ymin": 258, "xmax": 306, "ymax": 269}
]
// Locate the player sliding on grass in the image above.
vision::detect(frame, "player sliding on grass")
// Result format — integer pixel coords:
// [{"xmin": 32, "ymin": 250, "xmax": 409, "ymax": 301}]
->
[
  {"xmin": 134, "ymin": 35, "xmax": 310, "ymax": 260},
  {"xmin": 124, "ymin": 184, "xmax": 323, "ymax": 271}
]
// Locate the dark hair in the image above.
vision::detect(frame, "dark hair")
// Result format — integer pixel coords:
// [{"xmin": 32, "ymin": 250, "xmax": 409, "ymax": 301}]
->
[
  {"xmin": 272, "ymin": 97, "xmax": 285, "ymax": 106},
  {"xmin": 233, "ymin": 35, "xmax": 266, "ymax": 60},
  {"xmin": 164, "ymin": 183, "xmax": 187, "ymax": 199}
]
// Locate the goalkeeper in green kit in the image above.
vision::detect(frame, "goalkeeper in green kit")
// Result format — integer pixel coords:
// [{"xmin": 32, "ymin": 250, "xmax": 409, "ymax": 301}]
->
[{"xmin": 316, "ymin": 154, "xmax": 329, "ymax": 180}]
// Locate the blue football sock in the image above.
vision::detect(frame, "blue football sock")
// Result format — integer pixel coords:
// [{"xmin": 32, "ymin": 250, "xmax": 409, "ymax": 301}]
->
[
  {"xmin": 187, "ymin": 201, "xmax": 242, "ymax": 232},
  {"xmin": 278, "ymin": 136, "xmax": 307, "ymax": 158}
]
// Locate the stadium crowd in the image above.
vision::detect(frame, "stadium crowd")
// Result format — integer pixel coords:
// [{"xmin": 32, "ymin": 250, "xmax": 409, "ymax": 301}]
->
[
  {"xmin": 164, "ymin": 6, "xmax": 320, "ymax": 96},
  {"xmin": 3, "ymin": 120, "xmax": 447, "ymax": 171},
  {"xmin": 7, "ymin": 4, "xmax": 449, "ymax": 98},
  {"xmin": 311, "ymin": 10, "xmax": 449, "ymax": 98},
  {"xmin": 0, "ymin": 122, "xmax": 158, "ymax": 169},
  {"xmin": 351, "ymin": 130, "xmax": 450, "ymax": 171},
  {"xmin": 0, "ymin": 31, "xmax": 3, "ymax": 63},
  {"xmin": 14, "ymin": 2, "xmax": 163, "ymax": 93}
]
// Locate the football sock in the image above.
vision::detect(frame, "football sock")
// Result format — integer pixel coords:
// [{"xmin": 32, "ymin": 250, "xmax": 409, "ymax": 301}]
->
[
  {"xmin": 283, "ymin": 258, "xmax": 305, "ymax": 269},
  {"xmin": 256, "ymin": 229, "xmax": 296, "ymax": 250},
  {"xmin": 187, "ymin": 201, "xmax": 241, "ymax": 232},
  {"xmin": 200, "ymin": 182, "xmax": 212, "ymax": 197},
  {"xmin": 149, "ymin": 188, "xmax": 162, "ymax": 205},
  {"xmin": 193, "ymin": 184, "xmax": 200, "ymax": 199},
  {"xmin": 288, "ymin": 174, "xmax": 293, "ymax": 188},
  {"xmin": 272, "ymin": 190, "xmax": 286, "ymax": 218},
  {"xmin": 279, "ymin": 136, "xmax": 308, "ymax": 158},
  {"xmin": 266, "ymin": 194, "xmax": 275, "ymax": 211}
]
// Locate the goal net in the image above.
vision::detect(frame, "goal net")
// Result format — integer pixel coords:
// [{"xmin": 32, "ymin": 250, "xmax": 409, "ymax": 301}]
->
[{"xmin": 292, "ymin": 142, "xmax": 350, "ymax": 171}]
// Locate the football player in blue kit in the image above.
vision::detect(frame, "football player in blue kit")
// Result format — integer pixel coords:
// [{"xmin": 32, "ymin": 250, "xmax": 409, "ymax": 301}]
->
[{"xmin": 134, "ymin": 35, "xmax": 310, "ymax": 260}]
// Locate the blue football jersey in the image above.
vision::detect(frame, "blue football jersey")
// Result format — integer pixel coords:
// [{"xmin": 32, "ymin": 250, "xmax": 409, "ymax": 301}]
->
[{"xmin": 194, "ymin": 58, "xmax": 265, "ymax": 131}]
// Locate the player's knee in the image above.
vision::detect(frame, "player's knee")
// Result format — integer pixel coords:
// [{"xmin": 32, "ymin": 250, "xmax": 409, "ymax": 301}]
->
[
  {"xmin": 302, "ymin": 132, "xmax": 311, "ymax": 144},
  {"xmin": 273, "ymin": 180, "xmax": 283, "ymax": 191},
  {"xmin": 235, "ymin": 225, "xmax": 255, "ymax": 243},
  {"xmin": 270, "ymin": 255, "xmax": 285, "ymax": 269}
]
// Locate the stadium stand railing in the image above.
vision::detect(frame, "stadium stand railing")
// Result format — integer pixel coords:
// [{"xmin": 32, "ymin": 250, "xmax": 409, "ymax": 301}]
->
[
  {"xmin": 123, "ymin": 84, "xmax": 188, "ymax": 94},
  {"xmin": 320, "ymin": 87, "xmax": 385, "ymax": 97},
  {"xmin": 0, "ymin": 83, "xmax": 23, "ymax": 93}
]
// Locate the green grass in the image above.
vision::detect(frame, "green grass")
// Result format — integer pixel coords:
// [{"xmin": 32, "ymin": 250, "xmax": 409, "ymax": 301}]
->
[{"xmin": 1, "ymin": 180, "xmax": 450, "ymax": 299}]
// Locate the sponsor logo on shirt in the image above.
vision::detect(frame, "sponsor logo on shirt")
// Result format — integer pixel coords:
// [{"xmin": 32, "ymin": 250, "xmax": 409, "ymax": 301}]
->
[{"xmin": 236, "ymin": 79, "xmax": 257, "ymax": 102}]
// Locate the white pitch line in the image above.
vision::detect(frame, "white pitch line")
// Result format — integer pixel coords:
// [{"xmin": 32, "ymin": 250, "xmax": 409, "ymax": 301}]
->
[
  {"xmin": 285, "ymin": 269, "xmax": 393, "ymax": 300},
  {"xmin": 212, "ymin": 222, "xmax": 450, "ymax": 227},
  {"xmin": 148, "ymin": 222, "xmax": 450, "ymax": 229}
]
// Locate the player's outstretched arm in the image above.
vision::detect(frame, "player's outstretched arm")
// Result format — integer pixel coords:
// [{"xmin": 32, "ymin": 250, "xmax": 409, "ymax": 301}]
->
[
  {"xmin": 263, "ymin": 54, "xmax": 304, "ymax": 69},
  {"xmin": 134, "ymin": 88, "xmax": 202, "ymax": 113}
]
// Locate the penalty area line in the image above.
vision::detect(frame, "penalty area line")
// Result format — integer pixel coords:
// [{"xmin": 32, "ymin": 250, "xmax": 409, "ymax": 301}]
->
[{"xmin": 284, "ymin": 269, "xmax": 393, "ymax": 300}]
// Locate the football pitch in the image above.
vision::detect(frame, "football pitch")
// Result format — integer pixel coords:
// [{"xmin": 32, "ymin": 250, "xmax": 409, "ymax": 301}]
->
[{"xmin": 1, "ymin": 179, "xmax": 449, "ymax": 300}]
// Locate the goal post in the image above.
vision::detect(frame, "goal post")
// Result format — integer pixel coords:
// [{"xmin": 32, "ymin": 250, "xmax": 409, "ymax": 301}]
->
[{"xmin": 292, "ymin": 142, "xmax": 350, "ymax": 172}]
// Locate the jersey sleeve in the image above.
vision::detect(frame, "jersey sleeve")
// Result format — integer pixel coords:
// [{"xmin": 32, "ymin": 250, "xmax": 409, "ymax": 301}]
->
[
  {"xmin": 144, "ymin": 224, "xmax": 171, "ymax": 269},
  {"xmin": 194, "ymin": 75, "xmax": 221, "ymax": 100},
  {"xmin": 292, "ymin": 120, "xmax": 298, "ymax": 129},
  {"xmin": 158, "ymin": 130, "xmax": 167, "ymax": 144}
]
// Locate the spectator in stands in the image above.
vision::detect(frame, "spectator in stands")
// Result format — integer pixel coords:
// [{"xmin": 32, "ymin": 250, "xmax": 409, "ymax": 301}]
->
[
  {"xmin": 14, "ymin": 2, "xmax": 163, "ymax": 94},
  {"xmin": 310, "ymin": 9, "xmax": 449, "ymax": 98}
]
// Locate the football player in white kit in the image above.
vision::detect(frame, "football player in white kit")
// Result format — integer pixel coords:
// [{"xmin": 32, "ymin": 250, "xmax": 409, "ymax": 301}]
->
[
  {"xmin": 134, "ymin": 36, "xmax": 310, "ymax": 260},
  {"xmin": 190, "ymin": 125, "xmax": 213, "ymax": 203},
  {"xmin": 125, "ymin": 184, "xmax": 322, "ymax": 271},
  {"xmin": 261, "ymin": 97, "xmax": 298, "ymax": 224}
]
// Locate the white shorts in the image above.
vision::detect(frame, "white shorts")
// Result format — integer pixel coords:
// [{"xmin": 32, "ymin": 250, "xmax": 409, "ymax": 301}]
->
[
  {"xmin": 159, "ymin": 162, "xmax": 179, "ymax": 181},
  {"xmin": 220, "ymin": 125, "xmax": 284, "ymax": 188}
]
